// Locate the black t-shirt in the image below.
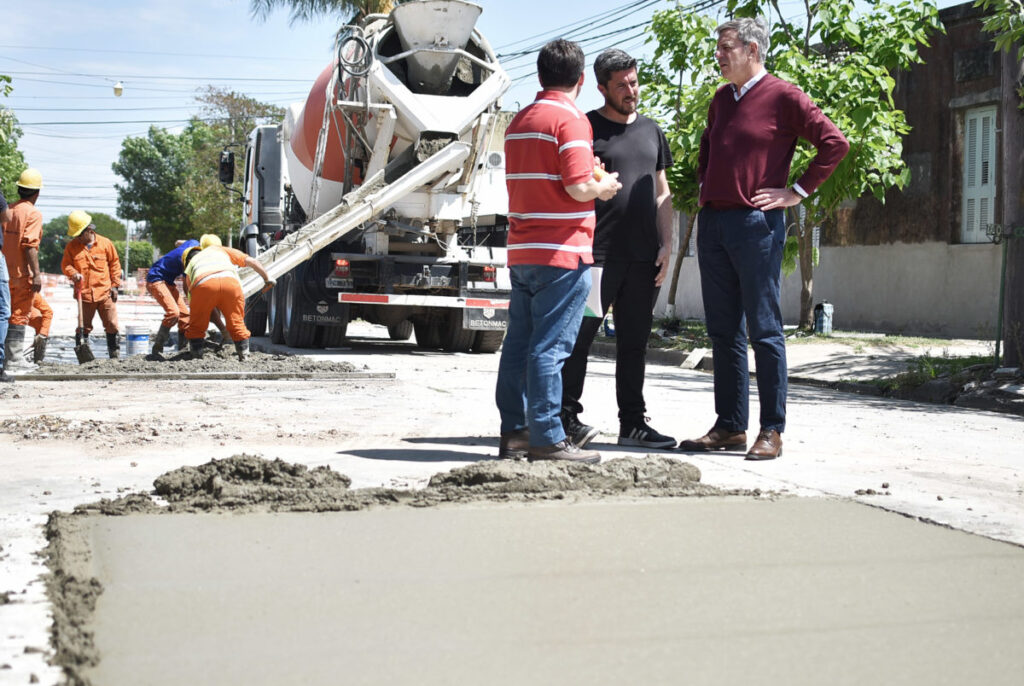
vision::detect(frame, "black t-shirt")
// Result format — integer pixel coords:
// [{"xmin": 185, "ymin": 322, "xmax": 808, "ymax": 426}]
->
[{"xmin": 588, "ymin": 110, "xmax": 673, "ymax": 263}]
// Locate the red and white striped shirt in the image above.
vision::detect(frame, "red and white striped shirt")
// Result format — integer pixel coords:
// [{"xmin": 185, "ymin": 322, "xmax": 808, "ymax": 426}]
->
[{"xmin": 504, "ymin": 90, "xmax": 595, "ymax": 268}]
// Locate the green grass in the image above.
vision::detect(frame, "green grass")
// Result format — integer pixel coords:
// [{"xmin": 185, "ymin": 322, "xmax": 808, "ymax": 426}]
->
[{"xmin": 865, "ymin": 354, "xmax": 995, "ymax": 392}]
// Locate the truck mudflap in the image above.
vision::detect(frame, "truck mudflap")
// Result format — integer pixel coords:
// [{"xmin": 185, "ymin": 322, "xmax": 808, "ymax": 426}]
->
[{"xmin": 338, "ymin": 293, "xmax": 509, "ymax": 330}]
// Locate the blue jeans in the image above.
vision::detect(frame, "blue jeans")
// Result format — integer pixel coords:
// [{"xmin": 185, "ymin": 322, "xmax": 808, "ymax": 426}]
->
[
  {"xmin": 496, "ymin": 263, "xmax": 591, "ymax": 446},
  {"xmin": 0, "ymin": 256, "xmax": 10, "ymax": 368},
  {"xmin": 697, "ymin": 207, "xmax": 787, "ymax": 433}
]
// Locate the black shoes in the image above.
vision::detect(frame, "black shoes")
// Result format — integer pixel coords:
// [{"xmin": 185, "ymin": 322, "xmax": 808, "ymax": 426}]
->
[
  {"xmin": 561, "ymin": 411, "xmax": 599, "ymax": 448},
  {"xmin": 618, "ymin": 418, "xmax": 676, "ymax": 449}
]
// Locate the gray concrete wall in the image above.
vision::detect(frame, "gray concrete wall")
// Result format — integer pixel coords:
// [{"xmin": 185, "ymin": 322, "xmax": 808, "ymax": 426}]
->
[{"xmin": 657, "ymin": 240, "xmax": 1002, "ymax": 338}]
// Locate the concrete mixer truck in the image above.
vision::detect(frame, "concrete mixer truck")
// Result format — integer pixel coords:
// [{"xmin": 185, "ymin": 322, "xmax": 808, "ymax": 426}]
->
[{"xmin": 223, "ymin": 0, "xmax": 512, "ymax": 352}]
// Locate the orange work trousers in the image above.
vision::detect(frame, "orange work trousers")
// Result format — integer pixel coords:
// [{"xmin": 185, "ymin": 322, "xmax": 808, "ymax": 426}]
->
[
  {"xmin": 147, "ymin": 280, "xmax": 190, "ymax": 332},
  {"xmin": 8, "ymin": 276, "xmax": 35, "ymax": 327},
  {"xmin": 186, "ymin": 277, "xmax": 249, "ymax": 342},
  {"xmin": 28, "ymin": 292, "xmax": 53, "ymax": 337},
  {"xmin": 81, "ymin": 296, "xmax": 119, "ymax": 336}
]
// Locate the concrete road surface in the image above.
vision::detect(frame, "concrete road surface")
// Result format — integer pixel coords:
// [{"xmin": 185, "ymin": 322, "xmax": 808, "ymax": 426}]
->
[{"xmin": 1, "ymin": 322, "xmax": 1021, "ymax": 684}]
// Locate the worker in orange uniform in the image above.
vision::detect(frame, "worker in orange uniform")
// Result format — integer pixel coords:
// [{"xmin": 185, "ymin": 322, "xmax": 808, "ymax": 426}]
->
[
  {"xmin": 61, "ymin": 210, "xmax": 123, "ymax": 359},
  {"xmin": 1, "ymin": 168, "xmax": 45, "ymax": 372},
  {"xmin": 27, "ymin": 293, "xmax": 53, "ymax": 363},
  {"xmin": 182, "ymin": 234, "xmax": 274, "ymax": 361}
]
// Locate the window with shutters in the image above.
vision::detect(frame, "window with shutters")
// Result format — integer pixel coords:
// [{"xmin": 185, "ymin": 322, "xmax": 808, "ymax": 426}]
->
[{"xmin": 960, "ymin": 106, "xmax": 998, "ymax": 244}]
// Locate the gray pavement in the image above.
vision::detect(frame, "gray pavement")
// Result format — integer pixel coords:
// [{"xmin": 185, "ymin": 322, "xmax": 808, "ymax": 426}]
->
[{"xmin": 2, "ymin": 315, "xmax": 1022, "ymax": 685}]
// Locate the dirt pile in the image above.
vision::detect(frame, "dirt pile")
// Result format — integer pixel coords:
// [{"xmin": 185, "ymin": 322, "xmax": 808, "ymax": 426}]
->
[
  {"xmin": 69, "ymin": 454, "xmax": 728, "ymax": 517},
  {"xmin": 153, "ymin": 454, "xmax": 353, "ymax": 507},
  {"xmin": 0, "ymin": 414, "xmax": 236, "ymax": 446},
  {"xmin": 30, "ymin": 343, "xmax": 359, "ymax": 376}
]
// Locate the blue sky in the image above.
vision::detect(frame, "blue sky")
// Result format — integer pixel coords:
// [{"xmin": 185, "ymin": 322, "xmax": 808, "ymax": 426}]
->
[{"xmin": 1, "ymin": 0, "xmax": 962, "ymax": 226}]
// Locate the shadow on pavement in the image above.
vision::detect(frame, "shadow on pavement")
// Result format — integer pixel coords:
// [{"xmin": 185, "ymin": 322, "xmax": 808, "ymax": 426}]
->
[{"xmin": 340, "ymin": 447, "xmax": 486, "ymax": 463}]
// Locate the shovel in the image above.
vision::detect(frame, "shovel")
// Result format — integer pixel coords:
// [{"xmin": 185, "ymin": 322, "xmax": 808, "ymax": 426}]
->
[{"xmin": 74, "ymin": 283, "xmax": 95, "ymax": 364}]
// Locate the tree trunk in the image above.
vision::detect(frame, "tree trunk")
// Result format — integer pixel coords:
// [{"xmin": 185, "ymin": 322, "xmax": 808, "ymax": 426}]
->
[
  {"xmin": 1003, "ymin": 233, "xmax": 1024, "ymax": 368},
  {"xmin": 667, "ymin": 213, "xmax": 695, "ymax": 317},
  {"xmin": 797, "ymin": 217, "xmax": 815, "ymax": 330}
]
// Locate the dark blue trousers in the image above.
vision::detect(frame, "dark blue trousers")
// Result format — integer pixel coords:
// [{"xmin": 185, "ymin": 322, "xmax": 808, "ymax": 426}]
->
[{"xmin": 696, "ymin": 206, "xmax": 787, "ymax": 433}]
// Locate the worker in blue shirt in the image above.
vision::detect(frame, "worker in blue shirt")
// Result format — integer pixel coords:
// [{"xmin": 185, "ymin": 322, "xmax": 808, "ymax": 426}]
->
[{"xmin": 146, "ymin": 239, "xmax": 199, "ymax": 354}]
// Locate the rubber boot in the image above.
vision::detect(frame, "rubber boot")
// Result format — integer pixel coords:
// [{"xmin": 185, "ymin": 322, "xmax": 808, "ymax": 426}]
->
[
  {"xmin": 151, "ymin": 325, "xmax": 172, "ymax": 355},
  {"xmin": 106, "ymin": 332, "xmax": 121, "ymax": 360},
  {"xmin": 32, "ymin": 334, "xmax": 48, "ymax": 363},
  {"xmin": 234, "ymin": 338, "xmax": 250, "ymax": 362},
  {"xmin": 177, "ymin": 329, "xmax": 188, "ymax": 352},
  {"xmin": 188, "ymin": 338, "xmax": 205, "ymax": 360},
  {"xmin": 4, "ymin": 325, "xmax": 37, "ymax": 371}
]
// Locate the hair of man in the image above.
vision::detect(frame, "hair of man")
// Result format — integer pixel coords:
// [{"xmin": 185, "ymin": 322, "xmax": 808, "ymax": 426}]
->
[
  {"xmin": 536, "ymin": 38, "xmax": 586, "ymax": 89},
  {"xmin": 17, "ymin": 188, "xmax": 39, "ymax": 200},
  {"xmin": 715, "ymin": 16, "xmax": 770, "ymax": 62},
  {"xmin": 593, "ymin": 48, "xmax": 637, "ymax": 87}
]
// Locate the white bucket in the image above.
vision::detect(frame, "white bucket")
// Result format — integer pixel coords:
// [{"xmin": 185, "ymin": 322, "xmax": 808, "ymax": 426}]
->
[{"xmin": 125, "ymin": 325, "xmax": 150, "ymax": 356}]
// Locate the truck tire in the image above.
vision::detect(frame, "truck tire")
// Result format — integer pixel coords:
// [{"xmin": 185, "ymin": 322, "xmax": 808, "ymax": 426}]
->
[
  {"xmin": 316, "ymin": 304, "xmax": 349, "ymax": 348},
  {"xmin": 387, "ymin": 320, "xmax": 413, "ymax": 341},
  {"xmin": 441, "ymin": 310, "xmax": 475, "ymax": 353},
  {"xmin": 472, "ymin": 330, "xmax": 504, "ymax": 354},
  {"xmin": 244, "ymin": 295, "xmax": 268, "ymax": 337},
  {"xmin": 317, "ymin": 324, "xmax": 347, "ymax": 348},
  {"xmin": 414, "ymin": 320, "xmax": 441, "ymax": 349},
  {"xmin": 281, "ymin": 272, "xmax": 318, "ymax": 348},
  {"xmin": 268, "ymin": 286, "xmax": 285, "ymax": 344}
]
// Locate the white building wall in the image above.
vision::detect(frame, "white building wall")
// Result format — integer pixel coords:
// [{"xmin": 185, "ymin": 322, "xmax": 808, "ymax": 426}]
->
[{"xmin": 656, "ymin": 237, "xmax": 1002, "ymax": 339}]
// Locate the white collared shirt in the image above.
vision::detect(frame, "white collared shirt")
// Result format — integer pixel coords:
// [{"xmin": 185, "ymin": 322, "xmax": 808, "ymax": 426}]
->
[{"xmin": 731, "ymin": 68, "xmax": 768, "ymax": 101}]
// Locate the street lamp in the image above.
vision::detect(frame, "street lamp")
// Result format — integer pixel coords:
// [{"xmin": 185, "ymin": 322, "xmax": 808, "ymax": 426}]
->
[{"xmin": 113, "ymin": 81, "xmax": 124, "ymax": 97}]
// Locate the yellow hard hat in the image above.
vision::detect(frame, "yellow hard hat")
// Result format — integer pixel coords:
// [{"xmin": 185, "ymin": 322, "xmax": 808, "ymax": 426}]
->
[
  {"xmin": 199, "ymin": 233, "xmax": 222, "ymax": 249},
  {"xmin": 67, "ymin": 210, "xmax": 94, "ymax": 237},
  {"xmin": 182, "ymin": 246, "xmax": 200, "ymax": 267},
  {"xmin": 17, "ymin": 168, "xmax": 43, "ymax": 190}
]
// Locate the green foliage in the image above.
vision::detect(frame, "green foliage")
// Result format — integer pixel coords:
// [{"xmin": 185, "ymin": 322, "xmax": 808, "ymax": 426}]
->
[
  {"xmin": 249, "ymin": 0, "xmax": 396, "ymax": 25},
  {"xmin": 112, "ymin": 88, "xmax": 284, "ymax": 252},
  {"xmin": 0, "ymin": 75, "xmax": 27, "ymax": 200},
  {"xmin": 975, "ymin": 0, "xmax": 1024, "ymax": 106},
  {"xmin": 112, "ymin": 240, "xmax": 156, "ymax": 274},
  {"xmin": 639, "ymin": 0, "xmax": 943, "ymax": 327}
]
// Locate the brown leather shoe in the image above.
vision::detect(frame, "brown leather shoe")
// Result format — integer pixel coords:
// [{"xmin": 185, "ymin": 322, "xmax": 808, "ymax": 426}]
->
[
  {"xmin": 498, "ymin": 428, "xmax": 529, "ymax": 459},
  {"xmin": 527, "ymin": 440, "xmax": 601, "ymax": 464},
  {"xmin": 745, "ymin": 429, "xmax": 783, "ymax": 461},
  {"xmin": 678, "ymin": 427, "xmax": 747, "ymax": 452}
]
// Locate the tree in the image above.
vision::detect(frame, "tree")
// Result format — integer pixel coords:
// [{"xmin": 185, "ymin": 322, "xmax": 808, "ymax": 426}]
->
[
  {"xmin": 1, "ymin": 74, "xmax": 27, "ymax": 201},
  {"xmin": 975, "ymin": 0, "xmax": 1024, "ymax": 365},
  {"xmin": 640, "ymin": 0, "xmax": 943, "ymax": 328},
  {"xmin": 112, "ymin": 240, "xmax": 155, "ymax": 275},
  {"xmin": 249, "ymin": 0, "xmax": 396, "ymax": 25},
  {"xmin": 113, "ymin": 126, "xmax": 194, "ymax": 252},
  {"xmin": 112, "ymin": 89, "xmax": 283, "ymax": 252}
]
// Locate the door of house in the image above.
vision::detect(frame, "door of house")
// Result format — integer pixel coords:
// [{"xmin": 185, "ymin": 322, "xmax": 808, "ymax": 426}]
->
[{"xmin": 960, "ymin": 105, "xmax": 998, "ymax": 244}]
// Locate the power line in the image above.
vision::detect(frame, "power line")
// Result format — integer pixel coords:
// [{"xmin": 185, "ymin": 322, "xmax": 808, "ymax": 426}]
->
[
  {"xmin": 4, "ymin": 69, "xmax": 309, "ymax": 84},
  {"xmin": 0, "ymin": 44, "xmax": 326, "ymax": 63}
]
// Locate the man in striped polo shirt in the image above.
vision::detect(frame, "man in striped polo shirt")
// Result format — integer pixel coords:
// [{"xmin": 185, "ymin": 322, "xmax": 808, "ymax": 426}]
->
[{"xmin": 496, "ymin": 38, "xmax": 622, "ymax": 465}]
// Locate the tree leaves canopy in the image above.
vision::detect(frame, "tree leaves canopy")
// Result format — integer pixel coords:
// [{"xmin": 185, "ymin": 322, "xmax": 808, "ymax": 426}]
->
[
  {"xmin": 112, "ymin": 88, "xmax": 285, "ymax": 253},
  {"xmin": 248, "ymin": 0, "xmax": 396, "ymax": 25}
]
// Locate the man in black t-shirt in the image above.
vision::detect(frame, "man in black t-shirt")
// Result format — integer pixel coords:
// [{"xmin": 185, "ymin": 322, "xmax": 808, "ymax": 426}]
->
[{"xmin": 560, "ymin": 49, "xmax": 676, "ymax": 449}]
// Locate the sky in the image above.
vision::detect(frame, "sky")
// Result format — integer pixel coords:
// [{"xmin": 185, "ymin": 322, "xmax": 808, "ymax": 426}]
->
[{"xmin": 1, "ymin": 0, "xmax": 964, "ymax": 228}]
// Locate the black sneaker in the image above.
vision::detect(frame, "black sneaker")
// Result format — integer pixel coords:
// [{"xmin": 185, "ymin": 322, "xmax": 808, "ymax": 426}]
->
[
  {"xmin": 618, "ymin": 418, "xmax": 676, "ymax": 449},
  {"xmin": 561, "ymin": 411, "xmax": 599, "ymax": 448}
]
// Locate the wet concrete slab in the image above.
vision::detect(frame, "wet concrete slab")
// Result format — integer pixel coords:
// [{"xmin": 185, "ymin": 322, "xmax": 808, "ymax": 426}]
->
[{"xmin": 77, "ymin": 497, "xmax": 1024, "ymax": 685}]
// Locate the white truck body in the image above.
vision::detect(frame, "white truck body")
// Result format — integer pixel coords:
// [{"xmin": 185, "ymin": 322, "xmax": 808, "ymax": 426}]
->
[{"xmin": 235, "ymin": 0, "xmax": 512, "ymax": 352}]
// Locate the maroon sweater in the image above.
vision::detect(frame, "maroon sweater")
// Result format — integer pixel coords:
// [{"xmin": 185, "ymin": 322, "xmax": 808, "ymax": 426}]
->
[{"xmin": 698, "ymin": 74, "xmax": 849, "ymax": 209}]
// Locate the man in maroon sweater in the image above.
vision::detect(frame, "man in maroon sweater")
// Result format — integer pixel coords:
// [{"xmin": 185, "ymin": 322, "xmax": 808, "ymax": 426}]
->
[{"xmin": 678, "ymin": 17, "xmax": 849, "ymax": 460}]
